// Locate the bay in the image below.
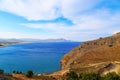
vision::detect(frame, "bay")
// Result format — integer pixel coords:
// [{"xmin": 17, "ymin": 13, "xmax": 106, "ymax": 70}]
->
[{"xmin": 0, "ymin": 42, "xmax": 80, "ymax": 74}]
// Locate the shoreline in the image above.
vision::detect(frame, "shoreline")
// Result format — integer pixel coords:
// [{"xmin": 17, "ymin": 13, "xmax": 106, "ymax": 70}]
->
[
  {"xmin": 0, "ymin": 42, "xmax": 63, "ymax": 72},
  {"xmin": 0, "ymin": 41, "xmax": 72, "ymax": 79},
  {"xmin": 0, "ymin": 41, "xmax": 33, "ymax": 47}
]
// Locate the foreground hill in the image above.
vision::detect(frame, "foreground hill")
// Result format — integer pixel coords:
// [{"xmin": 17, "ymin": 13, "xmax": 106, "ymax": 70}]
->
[{"xmin": 61, "ymin": 32, "xmax": 120, "ymax": 75}]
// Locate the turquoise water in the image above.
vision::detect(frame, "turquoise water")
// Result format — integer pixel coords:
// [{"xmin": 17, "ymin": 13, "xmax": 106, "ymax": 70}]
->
[{"xmin": 0, "ymin": 42, "xmax": 80, "ymax": 74}]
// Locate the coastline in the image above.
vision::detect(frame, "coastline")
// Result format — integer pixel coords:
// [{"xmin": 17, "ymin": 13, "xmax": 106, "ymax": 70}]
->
[
  {"xmin": 0, "ymin": 41, "xmax": 32, "ymax": 47},
  {"xmin": 0, "ymin": 41, "xmax": 79, "ymax": 80}
]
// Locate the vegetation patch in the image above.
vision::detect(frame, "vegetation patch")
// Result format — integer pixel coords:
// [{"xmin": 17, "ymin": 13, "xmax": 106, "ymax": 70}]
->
[{"xmin": 66, "ymin": 71, "xmax": 120, "ymax": 80}]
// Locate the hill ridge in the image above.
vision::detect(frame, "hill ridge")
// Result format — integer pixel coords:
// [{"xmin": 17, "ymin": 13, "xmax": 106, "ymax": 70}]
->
[{"xmin": 61, "ymin": 32, "xmax": 120, "ymax": 74}]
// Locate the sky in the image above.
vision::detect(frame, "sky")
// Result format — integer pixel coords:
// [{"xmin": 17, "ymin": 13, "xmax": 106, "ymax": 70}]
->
[{"xmin": 0, "ymin": 0, "xmax": 120, "ymax": 41}]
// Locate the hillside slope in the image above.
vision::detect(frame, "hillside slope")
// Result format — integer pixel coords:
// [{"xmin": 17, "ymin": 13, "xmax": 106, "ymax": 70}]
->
[{"xmin": 61, "ymin": 32, "xmax": 120, "ymax": 74}]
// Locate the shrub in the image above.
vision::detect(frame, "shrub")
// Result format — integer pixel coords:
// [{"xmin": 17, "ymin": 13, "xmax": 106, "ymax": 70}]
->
[
  {"xmin": 16, "ymin": 71, "xmax": 20, "ymax": 74},
  {"xmin": 13, "ymin": 70, "xmax": 16, "ymax": 73},
  {"xmin": 66, "ymin": 71, "xmax": 120, "ymax": 80},
  {"xmin": 19, "ymin": 71, "xmax": 22, "ymax": 74},
  {"xmin": 0, "ymin": 69, "xmax": 4, "ymax": 74},
  {"xmin": 13, "ymin": 71, "xmax": 22, "ymax": 74},
  {"xmin": 79, "ymin": 72, "xmax": 101, "ymax": 80},
  {"xmin": 66, "ymin": 71, "xmax": 78, "ymax": 80},
  {"xmin": 26, "ymin": 70, "xmax": 33, "ymax": 78},
  {"xmin": 103, "ymin": 72, "xmax": 120, "ymax": 80},
  {"xmin": 109, "ymin": 44, "xmax": 113, "ymax": 47}
]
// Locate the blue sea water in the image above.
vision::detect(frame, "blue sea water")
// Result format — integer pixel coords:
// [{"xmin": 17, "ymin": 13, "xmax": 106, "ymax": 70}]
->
[{"xmin": 0, "ymin": 42, "xmax": 80, "ymax": 74}]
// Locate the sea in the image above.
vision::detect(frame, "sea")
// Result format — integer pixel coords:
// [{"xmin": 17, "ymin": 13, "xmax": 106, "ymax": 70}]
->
[{"xmin": 0, "ymin": 42, "xmax": 80, "ymax": 74}]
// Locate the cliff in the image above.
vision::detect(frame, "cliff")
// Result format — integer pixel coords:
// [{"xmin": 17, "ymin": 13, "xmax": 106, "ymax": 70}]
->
[{"xmin": 61, "ymin": 32, "xmax": 120, "ymax": 74}]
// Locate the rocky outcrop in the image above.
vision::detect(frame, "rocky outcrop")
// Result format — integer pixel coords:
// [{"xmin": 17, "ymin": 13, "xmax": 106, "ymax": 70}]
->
[
  {"xmin": 98, "ymin": 62, "xmax": 120, "ymax": 76},
  {"xmin": 61, "ymin": 32, "xmax": 120, "ymax": 74}
]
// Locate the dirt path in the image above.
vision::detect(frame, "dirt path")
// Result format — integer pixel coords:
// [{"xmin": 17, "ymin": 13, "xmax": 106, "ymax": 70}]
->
[
  {"xmin": 12, "ymin": 74, "xmax": 35, "ymax": 80},
  {"xmin": 48, "ymin": 68, "xmax": 70, "ymax": 76}
]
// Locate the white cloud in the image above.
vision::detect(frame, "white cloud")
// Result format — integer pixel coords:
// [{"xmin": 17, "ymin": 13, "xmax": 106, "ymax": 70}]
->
[
  {"xmin": 0, "ymin": 0, "xmax": 61, "ymax": 20},
  {"xmin": 0, "ymin": 0, "xmax": 120, "ymax": 41},
  {"xmin": 61, "ymin": 0, "xmax": 102, "ymax": 21},
  {"xmin": 21, "ymin": 9, "xmax": 120, "ymax": 31},
  {"xmin": 21, "ymin": 9, "xmax": 120, "ymax": 41},
  {"xmin": 0, "ymin": 0, "xmax": 102, "ymax": 21}
]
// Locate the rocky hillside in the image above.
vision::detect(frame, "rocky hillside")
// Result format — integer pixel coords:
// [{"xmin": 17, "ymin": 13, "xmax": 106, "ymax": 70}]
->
[{"xmin": 61, "ymin": 32, "xmax": 120, "ymax": 74}]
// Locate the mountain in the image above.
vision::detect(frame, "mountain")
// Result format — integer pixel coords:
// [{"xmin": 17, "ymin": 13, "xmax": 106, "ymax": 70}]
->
[
  {"xmin": 61, "ymin": 32, "xmax": 120, "ymax": 75},
  {"xmin": 0, "ymin": 38, "xmax": 73, "ymax": 42},
  {"xmin": 20, "ymin": 38, "xmax": 72, "ymax": 42},
  {"xmin": 0, "ymin": 38, "xmax": 23, "ymax": 42}
]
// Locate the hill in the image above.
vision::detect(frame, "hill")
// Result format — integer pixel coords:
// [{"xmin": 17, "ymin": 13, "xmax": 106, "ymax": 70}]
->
[{"xmin": 61, "ymin": 32, "xmax": 120, "ymax": 75}]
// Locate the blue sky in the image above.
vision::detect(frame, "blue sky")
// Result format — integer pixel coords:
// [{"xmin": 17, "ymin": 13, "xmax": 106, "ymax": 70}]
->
[{"xmin": 0, "ymin": 0, "xmax": 120, "ymax": 41}]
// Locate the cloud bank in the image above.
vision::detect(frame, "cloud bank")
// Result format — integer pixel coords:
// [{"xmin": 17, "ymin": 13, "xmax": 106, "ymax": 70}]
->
[{"xmin": 0, "ymin": 0, "xmax": 120, "ymax": 41}]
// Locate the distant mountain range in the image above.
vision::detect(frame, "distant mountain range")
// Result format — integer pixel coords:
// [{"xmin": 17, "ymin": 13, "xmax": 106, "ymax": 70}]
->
[{"xmin": 0, "ymin": 38, "xmax": 73, "ymax": 42}]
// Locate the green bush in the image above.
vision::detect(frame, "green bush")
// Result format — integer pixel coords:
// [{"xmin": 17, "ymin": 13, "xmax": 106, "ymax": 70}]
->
[
  {"xmin": 79, "ymin": 72, "xmax": 101, "ymax": 80},
  {"xmin": 13, "ymin": 70, "xmax": 22, "ymax": 74},
  {"xmin": 12, "ymin": 70, "xmax": 16, "ymax": 73},
  {"xmin": 66, "ymin": 71, "xmax": 78, "ymax": 80},
  {"xmin": 26, "ymin": 70, "xmax": 33, "ymax": 78},
  {"xmin": 103, "ymin": 72, "xmax": 120, "ymax": 80},
  {"xmin": 0, "ymin": 69, "xmax": 4, "ymax": 74},
  {"xmin": 66, "ymin": 71, "xmax": 120, "ymax": 80}
]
